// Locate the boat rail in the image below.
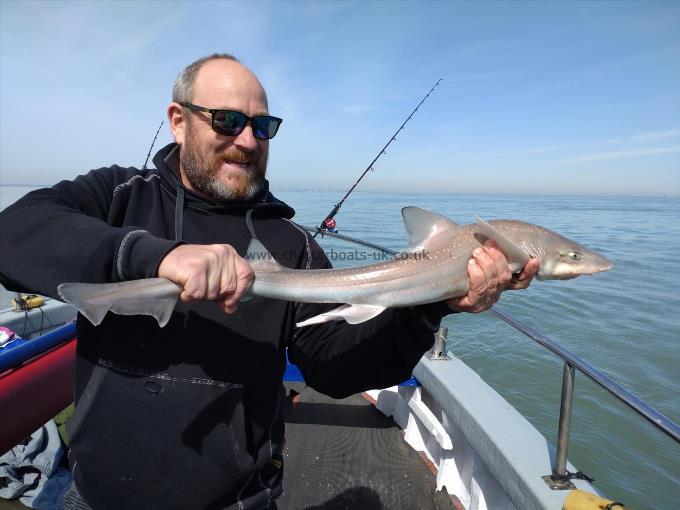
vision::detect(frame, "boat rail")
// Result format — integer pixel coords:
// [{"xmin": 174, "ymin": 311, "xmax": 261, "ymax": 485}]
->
[
  {"xmin": 304, "ymin": 225, "xmax": 680, "ymax": 488},
  {"xmin": 486, "ymin": 307, "xmax": 680, "ymax": 484}
]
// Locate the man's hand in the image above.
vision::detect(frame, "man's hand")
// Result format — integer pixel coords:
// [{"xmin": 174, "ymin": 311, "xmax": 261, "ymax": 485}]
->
[
  {"xmin": 157, "ymin": 244, "xmax": 255, "ymax": 314},
  {"xmin": 445, "ymin": 240, "xmax": 540, "ymax": 313}
]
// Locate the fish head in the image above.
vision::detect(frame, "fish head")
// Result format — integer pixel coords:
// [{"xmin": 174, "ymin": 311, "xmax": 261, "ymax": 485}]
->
[{"xmin": 534, "ymin": 230, "xmax": 613, "ymax": 280}]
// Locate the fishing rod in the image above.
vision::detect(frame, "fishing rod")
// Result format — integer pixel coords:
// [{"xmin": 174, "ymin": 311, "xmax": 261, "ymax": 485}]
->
[
  {"xmin": 142, "ymin": 121, "xmax": 164, "ymax": 169},
  {"xmin": 313, "ymin": 79, "xmax": 442, "ymax": 238},
  {"xmin": 300, "ymin": 225, "xmax": 396, "ymax": 256}
]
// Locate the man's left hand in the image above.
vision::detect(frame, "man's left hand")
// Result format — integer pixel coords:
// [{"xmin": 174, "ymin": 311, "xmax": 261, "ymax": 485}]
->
[{"xmin": 445, "ymin": 240, "xmax": 540, "ymax": 314}]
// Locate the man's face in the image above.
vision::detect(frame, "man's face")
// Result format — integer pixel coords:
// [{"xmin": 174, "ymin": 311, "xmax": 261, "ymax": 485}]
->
[{"xmin": 175, "ymin": 60, "xmax": 270, "ymax": 202}]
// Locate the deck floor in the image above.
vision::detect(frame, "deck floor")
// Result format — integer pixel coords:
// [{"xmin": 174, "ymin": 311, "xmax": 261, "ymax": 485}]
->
[
  {"xmin": 279, "ymin": 384, "xmax": 455, "ymax": 509},
  {"xmin": 0, "ymin": 387, "xmax": 457, "ymax": 510}
]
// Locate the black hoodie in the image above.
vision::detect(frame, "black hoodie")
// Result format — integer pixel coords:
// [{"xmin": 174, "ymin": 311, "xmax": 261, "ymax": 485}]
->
[{"xmin": 0, "ymin": 143, "xmax": 447, "ymax": 509}]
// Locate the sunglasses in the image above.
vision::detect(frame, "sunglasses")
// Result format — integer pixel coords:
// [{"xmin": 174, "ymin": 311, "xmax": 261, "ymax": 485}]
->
[{"xmin": 180, "ymin": 102, "xmax": 283, "ymax": 140}]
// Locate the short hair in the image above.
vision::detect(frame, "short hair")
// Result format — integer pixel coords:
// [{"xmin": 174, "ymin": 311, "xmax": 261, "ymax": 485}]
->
[{"xmin": 172, "ymin": 53, "xmax": 239, "ymax": 104}]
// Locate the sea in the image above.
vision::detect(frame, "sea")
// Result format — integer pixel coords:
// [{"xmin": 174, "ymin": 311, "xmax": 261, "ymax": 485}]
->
[{"xmin": 1, "ymin": 184, "xmax": 679, "ymax": 509}]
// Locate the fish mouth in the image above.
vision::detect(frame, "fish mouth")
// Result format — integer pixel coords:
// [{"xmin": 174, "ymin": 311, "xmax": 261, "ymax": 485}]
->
[
  {"xmin": 554, "ymin": 274, "xmax": 580, "ymax": 280},
  {"xmin": 562, "ymin": 263, "xmax": 614, "ymax": 279},
  {"xmin": 537, "ymin": 271, "xmax": 580, "ymax": 281},
  {"xmin": 537, "ymin": 258, "xmax": 614, "ymax": 280}
]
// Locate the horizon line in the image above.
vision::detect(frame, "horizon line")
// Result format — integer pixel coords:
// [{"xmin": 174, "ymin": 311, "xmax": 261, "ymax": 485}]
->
[{"xmin": 2, "ymin": 183, "xmax": 678, "ymax": 199}]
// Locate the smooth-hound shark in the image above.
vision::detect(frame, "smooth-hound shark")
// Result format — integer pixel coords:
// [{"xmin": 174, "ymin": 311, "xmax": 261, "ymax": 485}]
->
[{"xmin": 57, "ymin": 207, "xmax": 613, "ymax": 328}]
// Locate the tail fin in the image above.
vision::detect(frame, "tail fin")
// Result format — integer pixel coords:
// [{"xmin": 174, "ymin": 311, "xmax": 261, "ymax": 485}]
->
[{"xmin": 57, "ymin": 278, "xmax": 181, "ymax": 327}]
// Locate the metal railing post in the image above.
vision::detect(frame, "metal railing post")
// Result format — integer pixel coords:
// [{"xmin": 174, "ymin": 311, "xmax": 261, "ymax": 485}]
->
[
  {"xmin": 426, "ymin": 327, "xmax": 450, "ymax": 360},
  {"xmin": 554, "ymin": 362, "xmax": 576, "ymax": 477}
]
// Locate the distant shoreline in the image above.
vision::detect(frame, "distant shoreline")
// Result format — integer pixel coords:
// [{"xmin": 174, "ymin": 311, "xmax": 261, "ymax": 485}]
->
[
  {"xmin": 1, "ymin": 184, "xmax": 678, "ymax": 199},
  {"xmin": 1, "ymin": 184, "xmax": 50, "ymax": 188}
]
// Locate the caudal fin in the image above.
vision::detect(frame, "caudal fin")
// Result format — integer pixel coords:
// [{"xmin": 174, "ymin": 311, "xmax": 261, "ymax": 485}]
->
[{"xmin": 57, "ymin": 278, "xmax": 181, "ymax": 327}]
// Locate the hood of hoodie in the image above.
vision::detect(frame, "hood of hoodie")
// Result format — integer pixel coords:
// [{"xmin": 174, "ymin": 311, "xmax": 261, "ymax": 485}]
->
[{"xmin": 152, "ymin": 142, "xmax": 295, "ymax": 219}]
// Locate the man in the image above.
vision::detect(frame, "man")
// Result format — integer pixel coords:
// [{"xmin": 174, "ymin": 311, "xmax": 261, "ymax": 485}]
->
[{"xmin": 0, "ymin": 54, "xmax": 538, "ymax": 509}]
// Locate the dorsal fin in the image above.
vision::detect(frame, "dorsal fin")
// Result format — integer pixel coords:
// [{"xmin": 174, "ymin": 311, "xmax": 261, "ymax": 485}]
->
[
  {"xmin": 401, "ymin": 206, "xmax": 464, "ymax": 252},
  {"xmin": 244, "ymin": 238, "xmax": 284, "ymax": 273},
  {"xmin": 474, "ymin": 216, "xmax": 531, "ymax": 269}
]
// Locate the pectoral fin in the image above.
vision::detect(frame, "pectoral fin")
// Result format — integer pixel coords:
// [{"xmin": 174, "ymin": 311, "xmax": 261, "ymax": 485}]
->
[{"xmin": 296, "ymin": 304, "xmax": 387, "ymax": 327}]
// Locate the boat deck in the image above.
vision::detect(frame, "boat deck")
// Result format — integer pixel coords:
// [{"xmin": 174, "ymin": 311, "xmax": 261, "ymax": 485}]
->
[
  {"xmin": 0, "ymin": 386, "xmax": 457, "ymax": 510},
  {"xmin": 0, "ymin": 310, "xmax": 457, "ymax": 509},
  {"xmin": 280, "ymin": 382, "xmax": 456, "ymax": 509}
]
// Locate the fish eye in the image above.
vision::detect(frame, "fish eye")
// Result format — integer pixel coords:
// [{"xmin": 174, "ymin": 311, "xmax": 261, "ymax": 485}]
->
[{"xmin": 565, "ymin": 251, "xmax": 582, "ymax": 262}]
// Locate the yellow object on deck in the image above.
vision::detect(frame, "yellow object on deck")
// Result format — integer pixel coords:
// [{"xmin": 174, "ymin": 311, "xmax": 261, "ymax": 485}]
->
[
  {"xmin": 12, "ymin": 294, "xmax": 45, "ymax": 311},
  {"xmin": 563, "ymin": 489, "xmax": 628, "ymax": 510}
]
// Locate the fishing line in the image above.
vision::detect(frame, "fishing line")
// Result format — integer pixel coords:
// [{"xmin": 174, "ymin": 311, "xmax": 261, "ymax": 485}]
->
[{"xmin": 313, "ymin": 79, "xmax": 442, "ymax": 238}]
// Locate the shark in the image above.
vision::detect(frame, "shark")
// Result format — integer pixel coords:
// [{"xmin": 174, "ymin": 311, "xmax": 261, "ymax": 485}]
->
[{"xmin": 57, "ymin": 207, "xmax": 613, "ymax": 328}]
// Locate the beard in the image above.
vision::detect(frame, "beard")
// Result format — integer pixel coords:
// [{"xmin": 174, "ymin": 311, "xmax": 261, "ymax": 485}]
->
[{"xmin": 180, "ymin": 122, "xmax": 268, "ymax": 202}]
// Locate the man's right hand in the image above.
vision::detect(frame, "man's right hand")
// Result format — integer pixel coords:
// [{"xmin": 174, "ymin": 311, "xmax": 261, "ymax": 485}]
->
[{"xmin": 157, "ymin": 244, "xmax": 255, "ymax": 314}]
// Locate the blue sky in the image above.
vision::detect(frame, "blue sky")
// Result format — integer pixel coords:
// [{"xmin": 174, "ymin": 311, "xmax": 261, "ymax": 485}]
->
[{"xmin": 1, "ymin": 0, "xmax": 678, "ymax": 195}]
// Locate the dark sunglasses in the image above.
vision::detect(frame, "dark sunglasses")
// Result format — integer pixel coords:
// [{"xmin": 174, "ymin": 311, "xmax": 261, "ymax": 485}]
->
[{"xmin": 180, "ymin": 102, "xmax": 282, "ymax": 140}]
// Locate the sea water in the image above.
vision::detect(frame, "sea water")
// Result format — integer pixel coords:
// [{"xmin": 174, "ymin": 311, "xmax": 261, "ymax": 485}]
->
[{"xmin": 2, "ymin": 185, "xmax": 679, "ymax": 508}]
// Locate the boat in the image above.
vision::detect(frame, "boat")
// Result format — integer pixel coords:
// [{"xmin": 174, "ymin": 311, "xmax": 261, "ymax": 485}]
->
[
  {"xmin": 0, "ymin": 299, "xmax": 77, "ymax": 456},
  {"xmin": 5, "ymin": 289, "xmax": 668, "ymax": 510}
]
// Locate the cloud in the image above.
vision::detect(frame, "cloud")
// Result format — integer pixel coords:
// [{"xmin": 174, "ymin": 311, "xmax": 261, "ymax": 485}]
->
[
  {"xmin": 342, "ymin": 104, "xmax": 374, "ymax": 115},
  {"xmin": 514, "ymin": 146, "xmax": 560, "ymax": 154},
  {"xmin": 630, "ymin": 129, "xmax": 680, "ymax": 142},
  {"xmin": 451, "ymin": 145, "xmax": 561, "ymax": 161},
  {"xmin": 606, "ymin": 128, "xmax": 680, "ymax": 144},
  {"xmin": 566, "ymin": 146, "xmax": 680, "ymax": 163}
]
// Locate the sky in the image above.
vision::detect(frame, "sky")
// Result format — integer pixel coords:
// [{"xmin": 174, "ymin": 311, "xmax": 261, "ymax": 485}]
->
[{"xmin": 0, "ymin": 0, "xmax": 679, "ymax": 196}]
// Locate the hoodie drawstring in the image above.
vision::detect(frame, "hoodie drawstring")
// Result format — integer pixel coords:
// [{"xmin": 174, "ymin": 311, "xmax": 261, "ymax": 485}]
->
[
  {"xmin": 174, "ymin": 186, "xmax": 185, "ymax": 241},
  {"xmin": 245, "ymin": 209, "xmax": 257, "ymax": 239}
]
